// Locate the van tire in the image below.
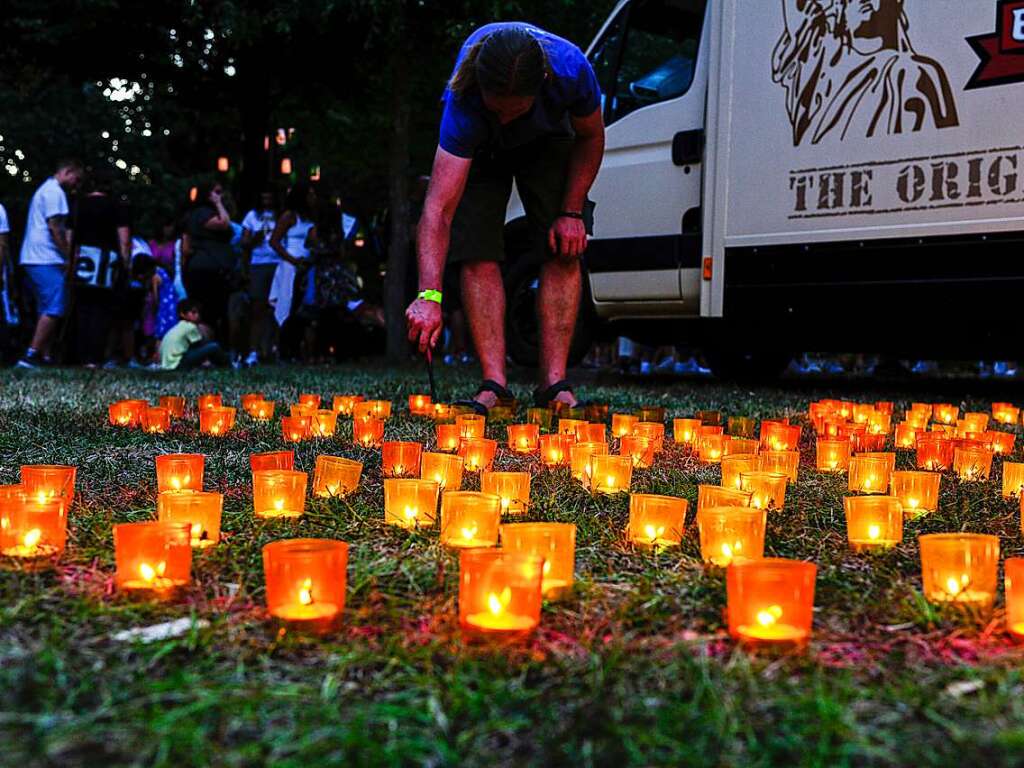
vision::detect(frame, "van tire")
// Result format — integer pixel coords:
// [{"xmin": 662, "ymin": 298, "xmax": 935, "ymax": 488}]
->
[
  {"xmin": 705, "ymin": 349, "xmax": 792, "ymax": 382},
  {"xmin": 504, "ymin": 257, "xmax": 594, "ymax": 369}
]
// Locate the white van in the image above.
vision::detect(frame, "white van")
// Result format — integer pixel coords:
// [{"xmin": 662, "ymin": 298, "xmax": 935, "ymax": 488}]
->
[{"xmin": 504, "ymin": 0, "xmax": 1024, "ymax": 376}]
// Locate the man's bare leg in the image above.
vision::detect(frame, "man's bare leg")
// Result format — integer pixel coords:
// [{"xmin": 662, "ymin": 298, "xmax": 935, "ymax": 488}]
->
[
  {"xmin": 29, "ymin": 314, "xmax": 61, "ymax": 357},
  {"xmin": 538, "ymin": 258, "xmax": 582, "ymax": 407},
  {"xmin": 461, "ymin": 260, "xmax": 507, "ymax": 408}
]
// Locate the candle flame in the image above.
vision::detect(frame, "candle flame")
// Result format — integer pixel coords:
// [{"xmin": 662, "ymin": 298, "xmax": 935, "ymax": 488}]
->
[
  {"xmin": 606, "ymin": 475, "xmax": 616, "ymax": 489},
  {"xmin": 945, "ymin": 577, "xmax": 963, "ymax": 596},
  {"xmin": 393, "ymin": 464, "xmax": 404, "ymax": 476},
  {"xmin": 139, "ymin": 561, "xmax": 166, "ymax": 584},
  {"xmin": 643, "ymin": 524, "xmax": 665, "ymax": 542},
  {"xmin": 299, "ymin": 577, "xmax": 313, "ymax": 605},
  {"xmin": 500, "ymin": 497, "xmax": 511, "ymax": 513},
  {"xmin": 37, "ymin": 491, "xmax": 50, "ymax": 505},
  {"xmin": 487, "ymin": 587, "xmax": 512, "ymax": 616},
  {"xmin": 907, "ymin": 497, "xmax": 919, "ymax": 509},
  {"xmin": 721, "ymin": 542, "xmax": 733, "ymax": 560},
  {"xmin": 757, "ymin": 604, "xmax": 783, "ymax": 627},
  {"xmin": 867, "ymin": 524, "xmax": 880, "ymax": 541},
  {"xmin": 460, "ymin": 524, "xmax": 478, "ymax": 541},
  {"xmin": 404, "ymin": 506, "xmax": 418, "ymax": 520},
  {"xmin": 23, "ymin": 528, "xmax": 41, "ymax": 551},
  {"xmin": 274, "ymin": 498, "xmax": 285, "ymax": 511},
  {"xmin": 190, "ymin": 523, "xmax": 203, "ymax": 542}
]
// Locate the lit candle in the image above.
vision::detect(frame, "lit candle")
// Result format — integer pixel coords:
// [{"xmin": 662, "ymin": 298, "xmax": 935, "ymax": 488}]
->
[
  {"xmin": 697, "ymin": 506, "xmax": 766, "ymax": 566},
  {"xmin": 993, "ymin": 402, "xmax": 1020, "ymax": 425},
  {"xmin": 575, "ymin": 423, "xmax": 606, "ymax": 444},
  {"xmin": 673, "ymin": 418, "xmax": 701, "ymax": 448},
  {"xmin": 367, "ymin": 400, "xmax": 392, "ymax": 420},
  {"xmin": 197, "ymin": 394, "xmax": 222, "ymax": 411},
  {"xmin": 382, "ymin": 441, "xmax": 423, "ymax": 478},
  {"xmin": 312, "ymin": 456, "xmax": 363, "ymax": 498},
  {"xmin": 332, "ymin": 394, "xmax": 364, "ymax": 416},
  {"xmin": 699, "ymin": 433, "xmax": 727, "ymax": 464},
  {"xmin": 436, "ymin": 424, "xmax": 461, "ymax": 453},
  {"xmin": 760, "ymin": 421, "xmax": 801, "ymax": 452},
  {"xmin": 953, "ymin": 447, "xmax": 994, "ymax": 482},
  {"xmin": 891, "ymin": 470, "xmax": 940, "ymax": 515},
  {"xmin": 986, "ymin": 430, "xmax": 1015, "ymax": 456},
  {"xmin": 697, "ymin": 483, "xmax": 753, "ymax": 513},
  {"xmin": 628, "ymin": 493, "xmax": 687, "ymax": 549},
  {"xmin": 383, "ymin": 478, "xmax": 440, "ymax": 528},
  {"xmin": 500, "ymin": 522, "xmax": 575, "ymax": 599},
  {"xmin": 432, "ymin": 403, "xmax": 454, "ymax": 422},
  {"xmin": 290, "ymin": 403, "xmax": 315, "ymax": 420},
  {"xmin": 756, "ymin": 450, "xmax": 799, "ymax": 482},
  {"xmin": 843, "ymin": 496, "xmax": 902, "ymax": 551},
  {"xmin": 352, "ymin": 416, "xmax": 385, "ymax": 448},
  {"xmin": 724, "ymin": 437, "xmax": 759, "ymax": 457},
  {"xmin": 281, "ymin": 415, "xmax": 311, "ymax": 443},
  {"xmin": 507, "ymin": 423, "xmax": 540, "ymax": 454},
  {"xmin": 459, "ymin": 549, "xmax": 543, "ymax": 635},
  {"xmin": 157, "ymin": 491, "xmax": 223, "ymax": 548},
  {"xmin": 916, "ymin": 434, "xmax": 954, "ymax": 471},
  {"xmin": 919, "ymin": 533, "xmax": 998, "ymax": 610},
  {"xmin": 590, "ymin": 454, "xmax": 633, "ymax": 495},
  {"xmin": 933, "ymin": 404, "xmax": 958, "ymax": 425},
  {"xmin": 739, "ymin": 471, "xmax": 788, "ymax": 511},
  {"xmin": 1005, "ymin": 557, "xmax": 1024, "ymax": 639},
  {"xmin": 815, "ymin": 439, "xmax": 850, "ymax": 473},
  {"xmin": 20, "ymin": 464, "xmax": 77, "ymax": 507},
  {"xmin": 0, "ymin": 492, "xmax": 66, "ymax": 570},
  {"xmin": 635, "ymin": 422, "xmax": 666, "ymax": 453},
  {"xmin": 420, "ymin": 452, "xmax": 464, "ymax": 491},
  {"xmin": 263, "ymin": 538, "xmax": 348, "ymax": 634},
  {"xmin": 252, "ymin": 470, "xmax": 307, "ymax": 519},
  {"xmin": 526, "ymin": 407, "xmax": 553, "ymax": 431},
  {"xmin": 894, "ymin": 423, "xmax": 917, "ymax": 449},
  {"xmin": 141, "ymin": 406, "xmax": 171, "ymax": 434},
  {"xmin": 620, "ymin": 435, "xmax": 655, "ymax": 469},
  {"xmin": 458, "ymin": 438, "xmax": 497, "ymax": 473},
  {"xmin": 298, "ymin": 393, "xmax": 321, "ymax": 409},
  {"xmin": 440, "ymin": 491, "xmax": 501, "ymax": 548},
  {"xmin": 570, "ymin": 441, "xmax": 608, "ymax": 485},
  {"xmin": 108, "ymin": 400, "xmax": 143, "ymax": 427},
  {"xmin": 721, "ymin": 454, "xmax": 757, "ymax": 490},
  {"xmin": 310, "ymin": 409, "xmax": 338, "ymax": 438},
  {"xmin": 248, "ymin": 400, "xmax": 274, "ymax": 421},
  {"xmin": 251, "ymin": 450, "xmax": 294, "ymax": 472},
  {"xmin": 113, "ymin": 522, "xmax": 192, "ymax": 599},
  {"xmin": 539, "ymin": 434, "xmax": 573, "ymax": 467},
  {"xmin": 155, "ymin": 453, "xmax": 204, "ymax": 493},
  {"xmin": 727, "ymin": 558, "xmax": 816, "ymax": 644},
  {"xmin": 240, "ymin": 393, "xmax": 264, "ymax": 414},
  {"xmin": 408, "ymin": 393, "xmax": 432, "ymax": 416},
  {"xmin": 480, "ymin": 471, "xmax": 530, "ymax": 515},
  {"xmin": 454, "ymin": 415, "xmax": 486, "ymax": 441},
  {"xmin": 847, "ymin": 455, "xmax": 890, "ymax": 494},
  {"xmin": 558, "ymin": 418, "xmax": 585, "ymax": 437},
  {"xmin": 159, "ymin": 396, "xmax": 186, "ymax": 419},
  {"xmin": 199, "ymin": 406, "xmax": 235, "ymax": 436},
  {"xmin": 1003, "ymin": 462, "xmax": 1024, "ymax": 499},
  {"xmin": 613, "ymin": 413, "xmax": 639, "ymax": 439}
]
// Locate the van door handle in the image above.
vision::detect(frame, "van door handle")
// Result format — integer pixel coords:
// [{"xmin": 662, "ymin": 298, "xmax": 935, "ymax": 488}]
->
[{"xmin": 672, "ymin": 130, "xmax": 704, "ymax": 166}]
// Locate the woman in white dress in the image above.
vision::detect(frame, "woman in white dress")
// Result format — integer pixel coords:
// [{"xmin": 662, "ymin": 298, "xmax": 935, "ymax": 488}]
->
[{"xmin": 268, "ymin": 181, "xmax": 318, "ymax": 328}]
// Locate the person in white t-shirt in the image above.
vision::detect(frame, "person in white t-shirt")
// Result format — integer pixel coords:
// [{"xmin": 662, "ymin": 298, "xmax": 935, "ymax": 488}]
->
[
  {"xmin": 240, "ymin": 190, "xmax": 279, "ymax": 366},
  {"xmin": 16, "ymin": 159, "xmax": 83, "ymax": 368}
]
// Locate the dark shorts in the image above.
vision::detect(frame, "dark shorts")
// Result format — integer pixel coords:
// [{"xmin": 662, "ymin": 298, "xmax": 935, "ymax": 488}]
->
[
  {"xmin": 249, "ymin": 263, "xmax": 277, "ymax": 301},
  {"xmin": 449, "ymin": 135, "xmax": 594, "ymax": 265}
]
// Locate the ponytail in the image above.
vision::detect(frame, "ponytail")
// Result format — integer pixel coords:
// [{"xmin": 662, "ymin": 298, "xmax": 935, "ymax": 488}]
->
[{"xmin": 449, "ymin": 26, "xmax": 549, "ymax": 99}]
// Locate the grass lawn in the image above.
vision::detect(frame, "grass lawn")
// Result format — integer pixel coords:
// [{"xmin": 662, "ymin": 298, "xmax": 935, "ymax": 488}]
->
[{"xmin": 2, "ymin": 363, "xmax": 1024, "ymax": 767}]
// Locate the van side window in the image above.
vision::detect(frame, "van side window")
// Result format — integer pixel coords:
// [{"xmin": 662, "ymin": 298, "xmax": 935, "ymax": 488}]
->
[{"xmin": 591, "ymin": 0, "xmax": 705, "ymax": 125}]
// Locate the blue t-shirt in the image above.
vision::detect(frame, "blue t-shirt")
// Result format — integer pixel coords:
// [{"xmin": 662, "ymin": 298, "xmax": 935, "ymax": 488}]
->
[{"xmin": 439, "ymin": 22, "xmax": 601, "ymax": 158}]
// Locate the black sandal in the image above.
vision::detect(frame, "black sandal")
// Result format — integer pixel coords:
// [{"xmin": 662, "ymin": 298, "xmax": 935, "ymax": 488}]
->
[
  {"xmin": 454, "ymin": 380, "xmax": 516, "ymax": 417},
  {"xmin": 533, "ymin": 379, "xmax": 579, "ymax": 409}
]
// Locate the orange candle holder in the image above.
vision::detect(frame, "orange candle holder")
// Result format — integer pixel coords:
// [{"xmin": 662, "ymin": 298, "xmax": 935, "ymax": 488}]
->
[
  {"xmin": 432, "ymin": 403, "xmax": 455, "ymax": 422},
  {"xmin": 281, "ymin": 414, "xmax": 311, "ymax": 443},
  {"xmin": 408, "ymin": 393, "xmax": 432, "ymax": 416},
  {"xmin": 297, "ymin": 393, "xmax": 321, "ymax": 409},
  {"xmin": 739, "ymin": 471, "xmax": 787, "ymax": 510},
  {"xmin": 441, "ymin": 491, "xmax": 502, "ymax": 547},
  {"xmin": 698, "ymin": 483, "xmax": 752, "ymax": 512},
  {"xmin": 200, "ymin": 406, "xmax": 235, "ymax": 436},
  {"xmin": 761, "ymin": 422, "xmax": 801, "ymax": 452},
  {"xmin": 20, "ymin": 464, "xmax": 77, "ymax": 506},
  {"xmin": 141, "ymin": 406, "xmax": 171, "ymax": 434},
  {"xmin": 843, "ymin": 496, "xmax": 903, "ymax": 551},
  {"xmin": 590, "ymin": 454, "xmax": 632, "ymax": 494},
  {"xmin": 612, "ymin": 413, "xmax": 639, "ymax": 439},
  {"xmin": 815, "ymin": 439, "xmax": 851, "ymax": 472},
  {"xmin": 673, "ymin": 418, "xmax": 702, "ymax": 448},
  {"xmin": 310, "ymin": 409, "xmax": 338, "ymax": 438},
  {"xmin": 628, "ymin": 493, "xmax": 687, "ymax": 548},
  {"xmin": 637, "ymin": 405, "xmax": 666, "ymax": 423},
  {"xmin": 113, "ymin": 521, "xmax": 192, "ymax": 599},
  {"xmin": 570, "ymin": 441, "xmax": 608, "ymax": 484},
  {"xmin": 724, "ymin": 437, "xmax": 759, "ymax": 457},
  {"xmin": 525, "ymin": 407, "xmax": 553, "ymax": 431},
  {"xmin": 384, "ymin": 478, "xmax": 440, "ymax": 528},
  {"xmin": 620, "ymin": 435, "xmax": 655, "ymax": 469},
  {"xmin": 1005, "ymin": 558, "xmax": 1024, "ymax": 639},
  {"xmin": 728, "ymin": 416, "xmax": 758, "ymax": 439},
  {"xmin": 699, "ymin": 433, "xmax": 727, "ymax": 464},
  {"xmin": 894, "ymin": 423, "xmax": 917, "ymax": 449},
  {"xmin": 721, "ymin": 454, "xmax": 758, "ymax": 490},
  {"xmin": 963, "ymin": 412, "xmax": 990, "ymax": 433},
  {"xmin": 382, "ymin": 441, "xmax": 423, "ymax": 478},
  {"xmin": 954, "ymin": 447, "xmax": 994, "ymax": 482},
  {"xmin": 480, "ymin": 471, "xmax": 530, "ymax": 514},
  {"xmin": 905, "ymin": 410, "xmax": 929, "ymax": 430},
  {"xmin": 500, "ymin": 522, "xmax": 575, "ymax": 599},
  {"xmin": 1003, "ymin": 462, "xmax": 1024, "ymax": 499},
  {"xmin": 312, "ymin": 456, "xmax": 362, "ymax": 497},
  {"xmin": 986, "ymin": 430, "xmax": 1016, "ymax": 456},
  {"xmin": 507, "ymin": 424, "xmax": 540, "ymax": 454},
  {"xmin": 197, "ymin": 393, "xmax": 222, "ymax": 411},
  {"xmin": 993, "ymin": 403, "xmax": 1020, "ymax": 425},
  {"xmin": 919, "ymin": 533, "xmax": 999, "ymax": 610},
  {"xmin": 697, "ymin": 506, "xmax": 766, "ymax": 567},
  {"xmin": 157, "ymin": 491, "xmax": 223, "ymax": 548},
  {"xmin": 436, "ymin": 423, "xmax": 462, "ymax": 452},
  {"xmin": 248, "ymin": 400, "xmax": 274, "ymax": 421},
  {"xmin": 290, "ymin": 404, "xmax": 315, "ymax": 420},
  {"xmin": 0, "ymin": 492, "xmax": 66, "ymax": 571},
  {"xmin": 421, "ymin": 452, "xmax": 464, "ymax": 491},
  {"xmin": 251, "ymin": 450, "xmax": 294, "ymax": 472},
  {"xmin": 352, "ymin": 402, "xmax": 377, "ymax": 423},
  {"xmin": 253, "ymin": 470, "xmax": 307, "ymax": 518},
  {"xmin": 576, "ymin": 423, "xmax": 606, "ymax": 444},
  {"xmin": 539, "ymin": 434, "xmax": 573, "ymax": 467},
  {"xmin": 457, "ymin": 414, "xmax": 487, "ymax": 440},
  {"xmin": 263, "ymin": 538, "xmax": 348, "ymax": 634},
  {"xmin": 459, "ymin": 549, "xmax": 543, "ymax": 636},
  {"xmin": 459, "ymin": 438, "xmax": 497, "ymax": 473},
  {"xmin": 333, "ymin": 394, "xmax": 364, "ymax": 416},
  {"xmin": 352, "ymin": 416, "xmax": 385, "ymax": 448},
  {"xmin": 757, "ymin": 450, "xmax": 799, "ymax": 482},
  {"xmin": 917, "ymin": 434, "xmax": 954, "ymax": 470},
  {"xmin": 635, "ymin": 422, "xmax": 666, "ymax": 453},
  {"xmin": 557, "ymin": 418, "xmax": 585, "ymax": 437},
  {"xmin": 240, "ymin": 392, "xmax": 264, "ymax": 412},
  {"xmin": 848, "ymin": 455, "xmax": 891, "ymax": 494},
  {"xmin": 155, "ymin": 453, "xmax": 204, "ymax": 493},
  {"xmin": 887, "ymin": 470, "xmax": 939, "ymax": 516},
  {"xmin": 933, "ymin": 403, "xmax": 958, "ymax": 425},
  {"xmin": 159, "ymin": 395, "xmax": 186, "ymax": 419},
  {"xmin": 727, "ymin": 559, "xmax": 816, "ymax": 645},
  {"xmin": 108, "ymin": 399, "xmax": 143, "ymax": 427}
]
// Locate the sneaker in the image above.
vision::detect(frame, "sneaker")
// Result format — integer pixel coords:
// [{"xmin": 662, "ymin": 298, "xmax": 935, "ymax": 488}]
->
[
  {"xmin": 15, "ymin": 357, "xmax": 37, "ymax": 369},
  {"xmin": 244, "ymin": 351, "xmax": 259, "ymax": 367}
]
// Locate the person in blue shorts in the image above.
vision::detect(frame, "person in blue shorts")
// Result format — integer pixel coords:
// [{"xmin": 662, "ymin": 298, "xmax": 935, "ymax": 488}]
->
[{"xmin": 405, "ymin": 22, "xmax": 605, "ymax": 413}]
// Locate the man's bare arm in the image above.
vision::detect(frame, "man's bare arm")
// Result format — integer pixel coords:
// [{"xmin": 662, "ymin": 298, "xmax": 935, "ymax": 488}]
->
[
  {"xmin": 117, "ymin": 225, "xmax": 132, "ymax": 269},
  {"xmin": 47, "ymin": 215, "xmax": 72, "ymax": 261},
  {"xmin": 562, "ymin": 108, "xmax": 605, "ymax": 213},
  {"xmin": 416, "ymin": 148, "xmax": 472, "ymax": 292}
]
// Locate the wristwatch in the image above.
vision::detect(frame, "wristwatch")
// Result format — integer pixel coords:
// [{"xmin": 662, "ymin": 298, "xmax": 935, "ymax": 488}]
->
[{"xmin": 418, "ymin": 289, "xmax": 442, "ymax": 304}]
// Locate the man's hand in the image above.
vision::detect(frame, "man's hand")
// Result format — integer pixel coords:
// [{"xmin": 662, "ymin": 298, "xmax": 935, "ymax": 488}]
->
[
  {"xmin": 548, "ymin": 215, "xmax": 588, "ymax": 261},
  {"xmin": 406, "ymin": 298, "xmax": 443, "ymax": 354}
]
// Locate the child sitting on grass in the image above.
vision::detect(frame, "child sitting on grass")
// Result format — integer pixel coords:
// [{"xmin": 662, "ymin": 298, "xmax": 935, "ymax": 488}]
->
[{"xmin": 160, "ymin": 298, "xmax": 229, "ymax": 371}]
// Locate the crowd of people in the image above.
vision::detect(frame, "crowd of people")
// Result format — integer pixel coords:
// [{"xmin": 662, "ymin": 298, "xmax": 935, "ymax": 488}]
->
[{"xmin": 0, "ymin": 160, "xmax": 385, "ymax": 372}]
